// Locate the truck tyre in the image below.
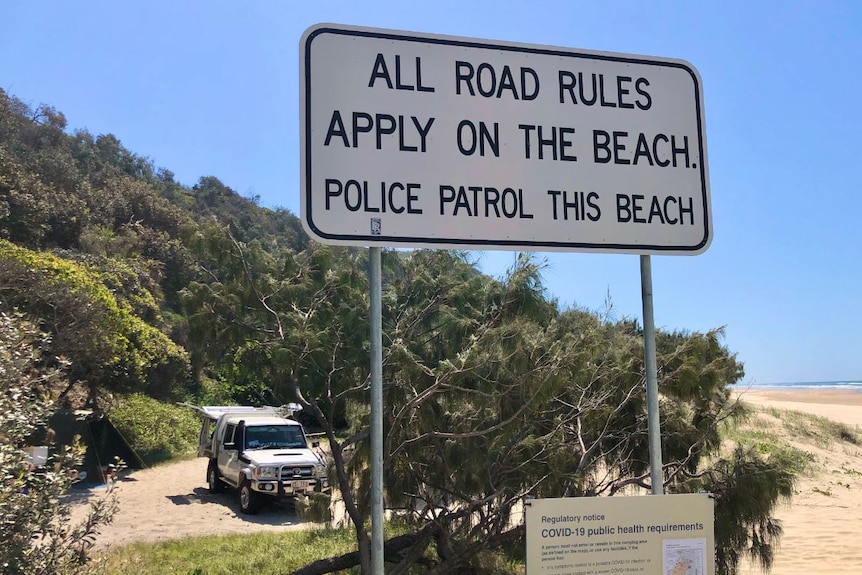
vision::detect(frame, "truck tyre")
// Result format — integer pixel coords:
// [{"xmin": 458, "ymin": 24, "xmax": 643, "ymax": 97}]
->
[
  {"xmin": 239, "ymin": 478, "xmax": 261, "ymax": 514},
  {"xmin": 207, "ymin": 461, "xmax": 224, "ymax": 494}
]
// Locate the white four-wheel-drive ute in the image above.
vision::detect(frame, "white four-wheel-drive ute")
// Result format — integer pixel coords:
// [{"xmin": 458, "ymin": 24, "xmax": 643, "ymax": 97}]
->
[{"xmin": 182, "ymin": 404, "xmax": 329, "ymax": 514}]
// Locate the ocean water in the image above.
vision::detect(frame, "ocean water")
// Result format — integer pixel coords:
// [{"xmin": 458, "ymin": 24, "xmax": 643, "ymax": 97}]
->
[{"xmin": 733, "ymin": 380, "xmax": 862, "ymax": 391}]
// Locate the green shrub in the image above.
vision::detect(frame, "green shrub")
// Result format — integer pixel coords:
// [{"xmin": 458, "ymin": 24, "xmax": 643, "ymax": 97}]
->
[
  {"xmin": 111, "ymin": 394, "xmax": 200, "ymax": 465},
  {"xmin": 294, "ymin": 492, "xmax": 333, "ymax": 524},
  {"xmin": 0, "ymin": 309, "xmax": 118, "ymax": 574},
  {"xmin": 0, "ymin": 239, "xmax": 190, "ymax": 399}
]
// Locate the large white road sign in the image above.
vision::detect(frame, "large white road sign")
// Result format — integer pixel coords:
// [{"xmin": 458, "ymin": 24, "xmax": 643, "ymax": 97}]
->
[{"xmin": 300, "ymin": 24, "xmax": 711, "ymax": 254}]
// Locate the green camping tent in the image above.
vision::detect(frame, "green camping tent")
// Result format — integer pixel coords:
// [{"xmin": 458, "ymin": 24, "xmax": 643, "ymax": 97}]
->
[{"xmin": 48, "ymin": 410, "xmax": 145, "ymax": 484}]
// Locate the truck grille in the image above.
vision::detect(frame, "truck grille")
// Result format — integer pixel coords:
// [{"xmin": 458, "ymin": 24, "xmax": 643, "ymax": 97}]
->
[{"xmin": 279, "ymin": 466, "xmax": 314, "ymax": 480}]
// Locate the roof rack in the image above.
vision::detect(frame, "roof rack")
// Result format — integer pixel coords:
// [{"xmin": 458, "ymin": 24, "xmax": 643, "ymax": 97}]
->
[{"xmin": 178, "ymin": 403, "xmax": 303, "ymax": 420}]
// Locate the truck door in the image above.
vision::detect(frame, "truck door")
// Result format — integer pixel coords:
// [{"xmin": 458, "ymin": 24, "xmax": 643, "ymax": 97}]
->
[
  {"xmin": 226, "ymin": 421, "xmax": 246, "ymax": 483},
  {"xmin": 218, "ymin": 423, "xmax": 240, "ymax": 487},
  {"xmin": 197, "ymin": 418, "xmax": 212, "ymax": 457}
]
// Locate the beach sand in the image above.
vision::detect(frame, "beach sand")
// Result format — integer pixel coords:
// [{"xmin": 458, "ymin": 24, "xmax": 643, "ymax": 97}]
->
[
  {"xmin": 734, "ymin": 388, "xmax": 862, "ymax": 575},
  {"xmin": 736, "ymin": 388, "xmax": 862, "ymax": 428}
]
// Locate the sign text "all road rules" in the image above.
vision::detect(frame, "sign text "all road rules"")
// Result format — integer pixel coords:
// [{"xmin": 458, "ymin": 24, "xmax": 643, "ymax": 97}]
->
[{"xmin": 300, "ymin": 24, "xmax": 711, "ymax": 254}]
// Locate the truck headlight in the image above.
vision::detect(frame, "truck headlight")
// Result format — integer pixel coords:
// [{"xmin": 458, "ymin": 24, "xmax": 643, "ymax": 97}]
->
[
  {"xmin": 315, "ymin": 464, "xmax": 329, "ymax": 487},
  {"xmin": 254, "ymin": 466, "xmax": 278, "ymax": 479}
]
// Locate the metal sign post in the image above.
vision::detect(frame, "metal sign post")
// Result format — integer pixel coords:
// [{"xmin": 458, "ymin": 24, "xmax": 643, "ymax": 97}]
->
[
  {"xmin": 369, "ymin": 246, "xmax": 384, "ymax": 573},
  {"xmin": 640, "ymin": 255, "xmax": 664, "ymax": 495}
]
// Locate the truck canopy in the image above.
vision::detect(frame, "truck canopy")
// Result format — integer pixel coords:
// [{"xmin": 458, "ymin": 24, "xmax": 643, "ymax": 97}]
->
[
  {"xmin": 179, "ymin": 404, "xmax": 306, "ymax": 458},
  {"xmin": 179, "ymin": 404, "xmax": 303, "ymax": 420}
]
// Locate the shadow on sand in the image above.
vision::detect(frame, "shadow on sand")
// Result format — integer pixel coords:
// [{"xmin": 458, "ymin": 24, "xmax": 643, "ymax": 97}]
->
[{"xmin": 163, "ymin": 486, "xmax": 303, "ymax": 526}]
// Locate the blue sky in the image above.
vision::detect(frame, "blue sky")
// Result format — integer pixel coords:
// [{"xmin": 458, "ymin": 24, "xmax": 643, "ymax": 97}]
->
[{"xmin": 2, "ymin": 1, "xmax": 860, "ymax": 384}]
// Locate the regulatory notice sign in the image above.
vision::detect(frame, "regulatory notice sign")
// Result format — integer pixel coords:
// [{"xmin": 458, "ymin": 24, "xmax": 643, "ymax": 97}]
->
[
  {"xmin": 300, "ymin": 24, "xmax": 711, "ymax": 254},
  {"xmin": 526, "ymin": 493, "xmax": 715, "ymax": 575}
]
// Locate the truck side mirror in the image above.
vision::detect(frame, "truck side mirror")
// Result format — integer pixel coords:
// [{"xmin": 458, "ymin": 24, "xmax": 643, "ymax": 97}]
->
[{"xmin": 236, "ymin": 420, "xmax": 246, "ymax": 454}]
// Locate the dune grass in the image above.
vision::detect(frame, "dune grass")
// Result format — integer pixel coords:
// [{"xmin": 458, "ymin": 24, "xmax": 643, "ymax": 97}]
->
[
  {"xmin": 92, "ymin": 523, "xmax": 523, "ymax": 575},
  {"xmin": 724, "ymin": 402, "xmax": 862, "ymax": 482},
  {"xmin": 722, "ymin": 413, "xmax": 814, "ymax": 475},
  {"xmin": 91, "ymin": 520, "xmax": 528, "ymax": 575},
  {"xmin": 93, "ymin": 527, "xmax": 361, "ymax": 575},
  {"xmin": 762, "ymin": 406, "xmax": 861, "ymax": 449}
]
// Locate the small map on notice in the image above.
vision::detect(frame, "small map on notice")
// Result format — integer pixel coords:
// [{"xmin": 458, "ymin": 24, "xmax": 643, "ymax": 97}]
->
[{"xmin": 663, "ymin": 538, "xmax": 707, "ymax": 575}]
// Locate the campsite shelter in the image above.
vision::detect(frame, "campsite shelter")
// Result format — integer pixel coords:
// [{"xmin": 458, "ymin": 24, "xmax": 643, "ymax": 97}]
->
[{"xmin": 48, "ymin": 409, "xmax": 145, "ymax": 484}]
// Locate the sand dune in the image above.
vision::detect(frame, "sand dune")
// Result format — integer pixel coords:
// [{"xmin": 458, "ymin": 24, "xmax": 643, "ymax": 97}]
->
[{"xmin": 734, "ymin": 389, "xmax": 862, "ymax": 575}]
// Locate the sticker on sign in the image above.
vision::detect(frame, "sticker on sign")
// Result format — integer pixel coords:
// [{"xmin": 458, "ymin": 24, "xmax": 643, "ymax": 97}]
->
[{"xmin": 300, "ymin": 24, "xmax": 711, "ymax": 254}]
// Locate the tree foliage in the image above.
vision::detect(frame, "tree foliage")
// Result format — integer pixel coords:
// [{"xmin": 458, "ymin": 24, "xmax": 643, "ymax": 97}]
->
[
  {"xmin": 182, "ymin": 239, "xmax": 795, "ymax": 575},
  {"xmin": 0, "ymin": 87, "xmax": 797, "ymax": 575},
  {"xmin": 0, "ymin": 239, "xmax": 189, "ymax": 400},
  {"xmin": 109, "ymin": 394, "xmax": 201, "ymax": 465},
  {"xmin": 0, "ymin": 309, "xmax": 118, "ymax": 575}
]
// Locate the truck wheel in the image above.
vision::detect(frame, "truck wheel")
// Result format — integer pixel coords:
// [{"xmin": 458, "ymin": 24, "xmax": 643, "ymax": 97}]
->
[
  {"xmin": 239, "ymin": 478, "xmax": 261, "ymax": 514},
  {"xmin": 207, "ymin": 461, "xmax": 224, "ymax": 494}
]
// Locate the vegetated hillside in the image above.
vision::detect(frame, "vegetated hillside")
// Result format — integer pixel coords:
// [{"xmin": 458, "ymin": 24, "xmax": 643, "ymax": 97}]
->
[
  {"xmin": 0, "ymin": 87, "xmax": 311, "ymax": 405},
  {"xmin": 0, "ymin": 88, "xmax": 798, "ymax": 575}
]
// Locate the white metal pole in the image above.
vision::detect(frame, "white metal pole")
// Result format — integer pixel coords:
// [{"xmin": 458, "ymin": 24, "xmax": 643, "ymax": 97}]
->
[
  {"xmin": 640, "ymin": 254, "xmax": 664, "ymax": 495},
  {"xmin": 369, "ymin": 247, "xmax": 384, "ymax": 574}
]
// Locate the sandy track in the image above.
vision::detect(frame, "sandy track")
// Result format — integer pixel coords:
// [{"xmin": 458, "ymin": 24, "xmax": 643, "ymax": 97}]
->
[{"xmin": 70, "ymin": 457, "xmax": 311, "ymax": 550}]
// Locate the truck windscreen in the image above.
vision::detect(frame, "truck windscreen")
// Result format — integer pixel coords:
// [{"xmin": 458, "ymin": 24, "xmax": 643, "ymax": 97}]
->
[{"xmin": 244, "ymin": 425, "xmax": 307, "ymax": 450}]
